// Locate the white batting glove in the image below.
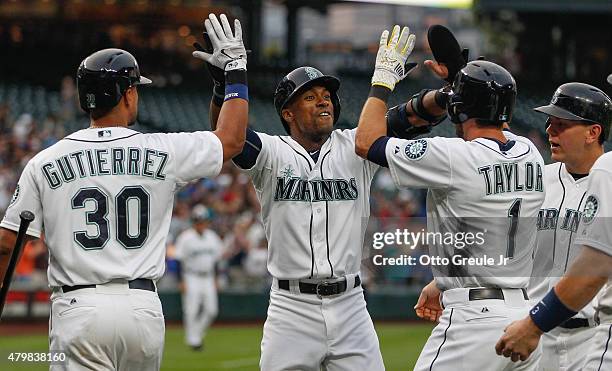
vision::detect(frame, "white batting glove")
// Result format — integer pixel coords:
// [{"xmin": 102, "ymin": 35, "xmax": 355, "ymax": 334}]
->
[
  {"xmin": 371, "ymin": 25, "xmax": 416, "ymax": 90},
  {"xmin": 192, "ymin": 14, "xmax": 247, "ymax": 72}
]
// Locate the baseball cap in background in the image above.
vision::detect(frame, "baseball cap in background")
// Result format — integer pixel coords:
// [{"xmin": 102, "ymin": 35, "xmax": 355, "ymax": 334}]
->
[
  {"xmin": 191, "ymin": 204, "xmax": 212, "ymax": 221},
  {"xmin": 608, "ymin": 73, "xmax": 612, "ymax": 85}
]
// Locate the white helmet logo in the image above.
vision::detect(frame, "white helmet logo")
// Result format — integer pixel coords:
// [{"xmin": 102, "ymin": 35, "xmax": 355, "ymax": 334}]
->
[
  {"xmin": 305, "ymin": 67, "xmax": 320, "ymax": 80},
  {"xmin": 86, "ymin": 93, "xmax": 96, "ymax": 108}
]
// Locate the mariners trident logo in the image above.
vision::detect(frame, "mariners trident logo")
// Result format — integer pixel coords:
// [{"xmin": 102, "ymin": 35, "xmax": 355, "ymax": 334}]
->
[
  {"xmin": 404, "ymin": 139, "xmax": 428, "ymax": 160},
  {"xmin": 304, "ymin": 67, "xmax": 320, "ymax": 80},
  {"xmin": 582, "ymin": 195, "xmax": 599, "ymax": 224}
]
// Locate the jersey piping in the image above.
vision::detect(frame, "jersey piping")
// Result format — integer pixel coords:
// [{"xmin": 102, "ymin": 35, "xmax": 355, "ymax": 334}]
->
[
  {"xmin": 320, "ymin": 149, "xmax": 334, "ymax": 278},
  {"xmin": 64, "ymin": 132, "xmax": 141, "ymax": 143}
]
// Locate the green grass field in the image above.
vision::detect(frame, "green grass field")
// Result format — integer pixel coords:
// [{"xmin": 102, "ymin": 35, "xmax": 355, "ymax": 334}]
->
[{"xmin": 0, "ymin": 323, "xmax": 433, "ymax": 370}]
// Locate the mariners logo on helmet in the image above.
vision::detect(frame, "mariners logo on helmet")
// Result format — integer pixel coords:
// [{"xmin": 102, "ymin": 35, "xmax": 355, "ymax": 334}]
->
[
  {"xmin": 582, "ymin": 195, "xmax": 599, "ymax": 225},
  {"xmin": 551, "ymin": 90, "xmax": 560, "ymax": 105},
  {"xmin": 404, "ymin": 139, "xmax": 428, "ymax": 160},
  {"xmin": 305, "ymin": 67, "xmax": 321, "ymax": 80}
]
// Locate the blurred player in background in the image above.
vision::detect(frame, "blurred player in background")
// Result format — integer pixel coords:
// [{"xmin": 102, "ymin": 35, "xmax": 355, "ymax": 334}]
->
[
  {"xmin": 194, "ymin": 13, "xmax": 386, "ymax": 371},
  {"xmin": 356, "ymin": 24, "xmax": 544, "ymax": 370},
  {"xmin": 527, "ymin": 82, "xmax": 612, "ymax": 371},
  {"xmin": 175, "ymin": 204, "xmax": 223, "ymax": 351},
  {"xmin": 0, "ymin": 12, "xmax": 248, "ymax": 370}
]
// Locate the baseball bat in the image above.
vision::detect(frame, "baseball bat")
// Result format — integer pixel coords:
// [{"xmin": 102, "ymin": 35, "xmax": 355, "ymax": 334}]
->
[{"xmin": 0, "ymin": 210, "xmax": 35, "ymax": 318}]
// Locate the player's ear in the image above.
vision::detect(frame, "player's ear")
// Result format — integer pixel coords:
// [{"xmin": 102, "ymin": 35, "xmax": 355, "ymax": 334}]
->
[
  {"xmin": 282, "ymin": 108, "xmax": 293, "ymax": 123},
  {"xmin": 124, "ymin": 87, "xmax": 137, "ymax": 107},
  {"xmin": 587, "ymin": 123, "xmax": 603, "ymax": 144}
]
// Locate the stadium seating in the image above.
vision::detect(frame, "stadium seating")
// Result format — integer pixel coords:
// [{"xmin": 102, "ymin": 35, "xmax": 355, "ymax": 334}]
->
[{"xmin": 0, "ymin": 79, "xmax": 556, "ymax": 142}]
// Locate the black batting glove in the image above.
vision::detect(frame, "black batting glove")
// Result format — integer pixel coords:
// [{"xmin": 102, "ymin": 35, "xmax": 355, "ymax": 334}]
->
[{"xmin": 194, "ymin": 32, "xmax": 225, "ymax": 106}]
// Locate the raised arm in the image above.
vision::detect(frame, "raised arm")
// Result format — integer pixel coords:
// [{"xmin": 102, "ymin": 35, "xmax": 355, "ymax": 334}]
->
[
  {"xmin": 193, "ymin": 13, "xmax": 248, "ymax": 161},
  {"xmin": 355, "ymin": 25, "xmax": 417, "ymax": 158},
  {"xmin": 194, "ymin": 31, "xmax": 224, "ymax": 130}
]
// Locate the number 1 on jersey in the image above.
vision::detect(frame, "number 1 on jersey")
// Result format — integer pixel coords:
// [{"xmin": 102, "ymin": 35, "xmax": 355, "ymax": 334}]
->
[{"xmin": 507, "ymin": 198, "xmax": 522, "ymax": 259}]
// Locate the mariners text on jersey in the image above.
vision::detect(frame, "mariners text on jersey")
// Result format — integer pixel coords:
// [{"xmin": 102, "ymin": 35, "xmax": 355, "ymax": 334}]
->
[
  {"xmin": 41, "ymin": 147, "xmax": 169, "ymax": 189},
  {"xmin": 274, "ymin": 176, "xmax": 358, "ymax": 202},
  {"xmin": 478, "ymin": 161, "xmax": 543, "ymax": 196}
]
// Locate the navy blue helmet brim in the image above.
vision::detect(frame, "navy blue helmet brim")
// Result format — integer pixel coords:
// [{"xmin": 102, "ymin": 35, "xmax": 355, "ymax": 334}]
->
[{"xmin": 534, "ymin": 104, "xmax": 591, "ymax": 122}]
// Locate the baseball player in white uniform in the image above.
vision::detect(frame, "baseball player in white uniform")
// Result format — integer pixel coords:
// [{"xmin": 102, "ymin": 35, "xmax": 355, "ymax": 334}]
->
[
  {"xmin": 0, "ymin": 14, "xmax": 248, "ymax": 370},
  {"xmin": 355, "ymin": 25, "xmax": 545, "ymax": 370},
  {"xmin": 195, "ymin": 29, "xmax": 386, "ymax": 371},
  {"xmin": 497, "ymin": 76, "xmax": 612, "ymax": 369},
  {"xmin": 527, "ymin": 82, "xmax": 612, "ymax": 371},
  {"xmin": 175, "ymin": 204, "xmax": 223, "ymax": 351}
]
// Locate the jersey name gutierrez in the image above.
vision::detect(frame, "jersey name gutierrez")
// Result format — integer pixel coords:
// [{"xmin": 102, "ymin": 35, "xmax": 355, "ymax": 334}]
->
[
  {"xmin": 41, "ymin": 147, "xmax": 169, "ymax": 189},
  {"xmin": 274, "ymin": 176, "xmax": 358, "ymax": 202},
  {"xmin": 478, "ymin": 161, "xmax": 543, "ymax": 196}
]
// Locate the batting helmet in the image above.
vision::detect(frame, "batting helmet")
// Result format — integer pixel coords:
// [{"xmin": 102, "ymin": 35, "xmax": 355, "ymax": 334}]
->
[
  {"xmin": 534, "ymin": 82, "xmax": 612, "ymax": 140},
  {"xmin": 273, "ymin": 66, "xmax": 341, "ymax": 134},
  {"xmin": 77, "ymin": 48, "xmax": 152, "ymax": 112},
  {"xmin": 448, "ymin": 60, "xmax": 516, "ymax": 126}
]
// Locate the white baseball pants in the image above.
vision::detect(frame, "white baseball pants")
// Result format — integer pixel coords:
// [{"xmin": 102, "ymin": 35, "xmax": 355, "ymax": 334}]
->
[
  {"xmin": 49, "ymin": 281, "xmax": 165, "ymax": 371},
  {"xmin": 414, "ymin": 288, "xmax": 540, "ymax": 371},
  {"xmin": 260, "ymin": 279, "xmax": 384, "ymax": 371},
  {"xmin": 182, "ymin": 273, "xmax": 218, "ymax": 347}
]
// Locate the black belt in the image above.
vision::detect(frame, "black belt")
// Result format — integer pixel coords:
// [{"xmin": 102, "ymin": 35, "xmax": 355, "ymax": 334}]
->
[
  {"xmin": 468, "ymin": 288, "xmax": 529, "ymax": 301},
  {"xmin": 560, "ymin": 318, "xmax": 591, "ymax": 329},
  {"xmin": 62, "ymin": 279, "xmax": 155, "ymax": 293},
  {"xmin": 278, "ymin": 276, "xmax": 361, "ymax": 297}
]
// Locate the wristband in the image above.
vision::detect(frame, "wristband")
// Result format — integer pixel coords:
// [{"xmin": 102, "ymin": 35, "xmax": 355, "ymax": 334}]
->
[
  {"xmin": 224, "ymin": 84, "xmax": 249, "ymax": 102},
  {"xmin": 529, "ymin": 288, "xmax": 577, "ymax": 332},
  {"xmin": 410, "ymin": 89, "xmax": 447, "ymax": 124},
  {"xmin": 386, "ymin": 103, "xmax": 433, "ymax": 140},
  {"xmin": 225, "ymin": 69, "xmax": 247, "ymax": 85},
  {"xmin": 369, "ymin": 85, "xmax": 392, "ymax": 103}
]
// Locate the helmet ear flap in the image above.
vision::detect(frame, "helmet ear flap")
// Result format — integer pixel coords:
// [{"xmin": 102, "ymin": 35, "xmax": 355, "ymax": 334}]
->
[{"xmin": 448, "ymin": 93, "xmax": 465, "ymax": 123}]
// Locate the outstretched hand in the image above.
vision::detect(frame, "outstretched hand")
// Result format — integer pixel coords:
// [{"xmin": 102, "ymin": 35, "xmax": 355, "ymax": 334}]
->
[
  {"xmin": 192, "ymin": 14, "xmax": 247, "ymax": 72},
  {"xmin": 424, "ymin": 59, "xmax": 449, "ymax": 81},
  {"xmin": 371, "ymin": 25, "xmax": 417, "ymax": 91}
]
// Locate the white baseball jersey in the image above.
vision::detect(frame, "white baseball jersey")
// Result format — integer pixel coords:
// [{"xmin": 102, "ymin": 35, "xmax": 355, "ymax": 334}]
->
[
  {"xmin": 1, "ymin": 127, "xmax": 223, "ymax": 287},
  {"xmin": 240, "ymin": 128, "xmax": 378, "ymax": 279},
  {"xmin": 575, "ymin": 151, "xmax": 612, "ymax": 319},
  {"xmin": 385, "ymin": 131, "xmax": 545, "ymax": 290},
  {"xmin": 529, "ymin": 162, "xmax": 596, "ymax": 320},
  {"xmin": 175, "ymin": 228, "xmax": 223, "ymax": 274}
]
